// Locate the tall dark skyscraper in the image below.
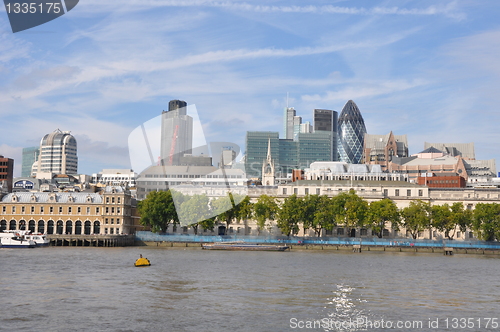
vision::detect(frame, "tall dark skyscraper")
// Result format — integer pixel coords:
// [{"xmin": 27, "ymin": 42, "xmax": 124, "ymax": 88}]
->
[
  {"xmin": 160, "ymin": 100, "xmax": 193, "ymax": 166},
  {"xmin": 337, "ymin": 100, "xmax": 367, "ymax": 164},
  {"xmin": 313, "ymin": 109, "xmax": 338, "ymax": 161}
]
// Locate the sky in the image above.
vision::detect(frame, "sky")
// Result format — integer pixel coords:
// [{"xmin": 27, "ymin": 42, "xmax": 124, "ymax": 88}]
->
[{"xmin": 1, "ymin": 0, "xmax": 500, "ymax": 177}]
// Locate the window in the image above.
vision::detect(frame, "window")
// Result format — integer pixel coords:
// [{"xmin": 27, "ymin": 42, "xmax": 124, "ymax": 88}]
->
[
  {"xmin": 360, "ymin": 229, "xmax": 367, "ymax": 236},
  {"xmin": 111, "ymin": 218, "xmax": 114, "ymax": 224},
  {"xmin": 117, "ymin": 207, "xmax": 120, "ymax": 214},
  {"xmin": 96, "ymin": 207, "xmax": 100, "ymax": 214},
  {"xmin": 457, "ymin": 231, "xmax": 461, "ymax": 238},
  {"xmin": 304, "ymin": 188, "xmax": 309, "ymax": 195},
  {"xmin": 383, "ymin": 229, "xmax": 390, "ymax": 237},
  {"xmin": 383, "ymin": 189, "xmax": 388, "ymax": 196},
  {"xmin": 418, "ymin": 190, "xmax": 423, "ymax": 197},
  {"xmin": 117, "ymin": 197, "xmax": 121, "ymax": 204},
  {"xmin": 337, "ymin": 228, "xmax": 344, "ymax": 236},
  {"xmin": 283, "ymin": 188, "xmax": 287, "ymax": 195},
  {"xmin": 106, "ymin": 197, "xmax": 109, "ymax": 203},
  {"xmin": 2, "ymin": 206, "xmax": 5, "ymax": 213},
  {"xmin": 112, "ymin": 197, "xmax": 115, "ymax": 203},
  {"xmin": 68, "ymin": 207, "xmax": 72, "ymax": 214},
  {"xmin": 22, "ymin": 206, "xmax": 25, "ymax": 213},
  {"xmin": 49, "ymin": 207, "xmax": 53, "ymax": 213},
  {"xmin": 59, "ymin": 207, "xmax": 63, "ymax": 213},
  {"xmin": 87, "ymin": 207, "xmax": 90, "ymax": 215},
  {"xmin": 116, "ymin": 218, "xmax": 120, "ymax": 224},
  {"xmin": 395, "ymin": 189, "xmax": 399, "ymax": 196},
  {"xmin": 40, "ymin": 206, "xmax": 44, "ymax": 214},
  {"xmin": 407, "ymin": 190, "xmax": 411, "ymax": 197},
  {"xmin": 469, "ymin": 232, "xmax": 474, "ymax": 238},
  {"xmin": 111, "ymin": 207, "xmax": 115, "ymax": 214},
  {"xmin": 105, "ymin": 218, "xmax": 108, "ymax": 224},
  {"xmin": 105, "ymin": 207, "xmax": 109, "ymax": 214},
  {"xmin": 294, "ymin": 188, "xmax": 298, "ymax": 195},
  {"xmin": 12, "ymin": 206, "xmax": 16, "ymax": 213},
  {"xmin": 316, "ymin": 188, "xmax": 320, "ymax": 195},
  {"xmin": 31, "ymin": 206, "xmax": 35, "ymax": 213}
]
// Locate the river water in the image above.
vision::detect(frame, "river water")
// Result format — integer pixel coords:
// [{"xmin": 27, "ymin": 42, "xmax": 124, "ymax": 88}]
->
[{"xmin": 1, "ymin": 247, "xmax": 499, "ymax": 332}]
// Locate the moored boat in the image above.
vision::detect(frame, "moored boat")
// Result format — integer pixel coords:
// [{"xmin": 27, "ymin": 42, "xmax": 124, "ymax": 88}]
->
[
  {"xmin": 0, "ymin": 231, "xmax": 36, "ymax": 248},
  {"xmin": 18, "ymin": 231, "xmax": 50, "ymax": 247},
  {"xmin": 202, "ymin": 242, "xmax": 289, "ymax": 251}
]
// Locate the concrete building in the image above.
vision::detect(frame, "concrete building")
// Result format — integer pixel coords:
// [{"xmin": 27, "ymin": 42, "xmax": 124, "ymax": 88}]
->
[
  {"xmin": 337, "ymin": 100, "xmax": 367, "ymax": 164},
  {"xmin": 32, "ymin": 129, "xmax": 78, "ymax": 176},
  {"xmin": 160, "ymin": 100, "xmax": 193, "ymax": 166},
  {"xmin": 0, "ymin": 186, "xmax": 135, "ymax": 235},
  {"xmin": 91, "ymin": 169, "xmax": 137, "ymax": 188},
  {"xmin": 363, "ymin": 131, "xmax": 408, "ymax": 171},
  {"xmin": 0, "ymin": 156, "xmax": 14, "ymax": 193},
  {"xmin": 21, "ymin": 147, "xmax": 39, "ymax": 177},
  {"xmin": 424, "ymin": 142, "xmax": 475, "ymax": 159},
  {"xmin": 135, "ymin": 165, "xmax": 247, "ymax": 200},
  {"xmin": 388, "ymin": 146, "xmax": 496, "ymax": 185}
]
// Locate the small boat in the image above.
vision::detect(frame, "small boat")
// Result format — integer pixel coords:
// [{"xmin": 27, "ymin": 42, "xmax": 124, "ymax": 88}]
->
[
  {"xmin": 0, "ymin": 231, "xmax": 36, "ymax": 248},
  {"xmin": 202, "ymin": 242, "xmax": 289, "ymax": 251},
  {"xmin": 134, "ymin": 257, "xmax": 151, "ymax": 267}
]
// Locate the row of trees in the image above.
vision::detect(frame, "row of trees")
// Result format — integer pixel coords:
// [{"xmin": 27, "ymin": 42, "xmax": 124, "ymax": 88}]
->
[{"xmin": 137, "ymin": 190, "xmax": 500, "ymax": 241}]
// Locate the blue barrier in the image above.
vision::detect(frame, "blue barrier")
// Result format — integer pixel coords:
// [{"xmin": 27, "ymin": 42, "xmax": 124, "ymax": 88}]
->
[{"xmin": 135, "ymin": 231, "xmax": 500, "ymax": 250}]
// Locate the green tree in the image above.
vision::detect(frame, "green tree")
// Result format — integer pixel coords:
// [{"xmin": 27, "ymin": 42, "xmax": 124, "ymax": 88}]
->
[
  {"xmin": 400, "ymin": 200, "xmax": 431, "ymax": 239},
  {"xmin": 301, "ymin": 194, "xmax": 321, "ymax": 235},
  {"xmin": 276, "ymin": 194, "xmax": 302, "ymax": 236},
  {"xmin": 212, "ymin": 193, "xmax": 246, "ymax": 234},
  {"xmin": 472, "ymin": 203, "xmax": 500, "ymax": 241},
  {"xmin": 331, "ymin": 190, "xmax": 368, "ymax": 236},
  {"xmin": 178, "ymin": 194, "xmax": 212, "ymax": 235},
  {"xmin": 236, "ymin": 196, "xmax": 253, "ymax": 235},
  {"xmin": 451, "ymin": 202, "xmax": 473, "ymax": 237},
  {"xmin": 312, "ymin": 195, "xmax": 337, "ymax": 236},
  {"xmin": 253, "ymin": 195, "xmax": 278, "ymax": 235},
  {"xmin": 137, "ymin": 190, "xmax": 181, "ymax": 233},
  {"xmin": 368, "ymin": 198, "xmax": 400, "ymax": 238}
]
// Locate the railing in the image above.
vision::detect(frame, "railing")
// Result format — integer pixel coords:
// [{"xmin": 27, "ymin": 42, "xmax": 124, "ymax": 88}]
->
[{"xmin": 135, "ymin": 231, "xmax": 500, "ymax": 249}]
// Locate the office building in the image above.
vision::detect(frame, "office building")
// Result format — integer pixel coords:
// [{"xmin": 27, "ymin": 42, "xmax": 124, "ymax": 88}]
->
[
  {"xmin": 363, "ymin": 131, "xmax": 408, "ymax": 171},
  {"xmin": 160, "ymin": 100, "xmax": 193, "ymax": 166},
  {"xmin": 21, "ymin": 147, "xmax": 39, "ymax": 177},
  {"xmin": 0, "ymin": 156, "xmax": 14, "ymax": 193},
  {"xmin": 313, "ymin": 109, "xmax": 338, "ymax": 160},
  {"xmin": 423, "ymin": 142, "xmax": 475, "ymax": 159},
  {"xmin": 337, "ymin": 100, "xmax": 367, "ymax": 164},
  {"xmin": 32, "ymin": 129, "xmax": 78, "ymax": 176}
]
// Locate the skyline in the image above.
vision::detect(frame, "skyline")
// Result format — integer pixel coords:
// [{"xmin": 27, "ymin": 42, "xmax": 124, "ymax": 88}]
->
[{"xmin": 1, "ymin": 0, "xmax": 500, "ymax": 177}]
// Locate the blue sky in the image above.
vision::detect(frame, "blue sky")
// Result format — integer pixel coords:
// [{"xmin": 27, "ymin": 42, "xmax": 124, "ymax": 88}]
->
[{"xmin": 1, "ymin": 0, "xmax": 499, "ymax": 176}]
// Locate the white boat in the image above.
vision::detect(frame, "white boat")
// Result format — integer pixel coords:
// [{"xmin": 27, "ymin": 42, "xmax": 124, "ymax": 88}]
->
[
  {"xmin": 0, "ymin": 231, "xmax": 36, "ymax": 248},
  {"xmin": 18, "ymin": 230, "xmax": 50, "ymax": 247}
]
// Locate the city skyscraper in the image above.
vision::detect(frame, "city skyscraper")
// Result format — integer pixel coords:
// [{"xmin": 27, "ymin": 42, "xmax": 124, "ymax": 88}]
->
[
  {"xmin": 21, "ymin": 146, "xmax": 39, "ymax": 177},
  {"xmin": 160, "ymin": 100, "xmax": 193, "ymax": 166},
  {"xmin": 32, "ymin": 129, "xmax": 78, "ymax": 176},
  {"xmin": 337, "ymin": 100, "xmax": 367, "ymax": 164},
  {"xmin": 284, "ymin": 107, "xmax": 304, "ymax": 139},
  {"xmin": 313, "ymin": 109, "xmax": 338, "ymax": 161}
]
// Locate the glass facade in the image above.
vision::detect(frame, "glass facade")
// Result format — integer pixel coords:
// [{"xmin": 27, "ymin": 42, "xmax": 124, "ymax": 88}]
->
[
  {"xmin": 21, "ymin": 146, "xmax": 39, "ymax": 177},
  {"xmin": 245, "ymin": 131, "xmax": 331, "ymax": 177},
  {"xmin": 337, "ymin": 100, "xmax": 366, "ymax": 164},
  {"xmin": 245, "ymin": 132, "xmax": 280, "ymax": 178},
  {"xmin": 297, "ymin": 132, "xmax": 332, "ymax": 168},
  {"xmin": 313, "ymin": 109, "xmax": 338, "ymax": 161}
]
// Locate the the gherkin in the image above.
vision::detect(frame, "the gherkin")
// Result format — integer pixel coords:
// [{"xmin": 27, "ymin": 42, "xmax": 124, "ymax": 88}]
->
[{"xmin": 337, "ymin": 100, "xmax": 367, "ymax": 164}]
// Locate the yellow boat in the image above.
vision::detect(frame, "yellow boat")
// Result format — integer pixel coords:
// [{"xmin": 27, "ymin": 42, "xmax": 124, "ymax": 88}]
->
[{"xmin": 134, "ymin": 257, "xmax": 151, "ymax": 267}]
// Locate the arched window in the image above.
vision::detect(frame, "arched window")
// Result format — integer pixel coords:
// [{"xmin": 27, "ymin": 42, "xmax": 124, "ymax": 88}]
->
[
  {"xmin": 75, "ymin": 220, "xmax": 82, "ymax": 235},
  {"xmin": 28, "ymin": 220, "xmax": 36, "ymax": 232},
  {"xmin": 84, "ymin": 221, "xmax": 91, "ymax": 235},
  {"xmin": 65, "ymin": 220, "xmax": 73, "ymax": 234},
  {"xmin": 56, "ymin": 220, "xmax": 64, "ymax": 234},
  {"xmin": 37, "ymin": 220, "xmax": 45, "ymax": 234},
  {"xmin": 93, "ymin": 221, "xmax": 100, "ymax": 234},
  {"xmin": 47, "ymin": 220, "xmax": 54, "ymax": 234}
]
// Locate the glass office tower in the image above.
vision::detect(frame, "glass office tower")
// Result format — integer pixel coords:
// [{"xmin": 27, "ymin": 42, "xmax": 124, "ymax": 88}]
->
[{"xmin": 337, "ymin": 100, "xmax": 367, "ymax": 164}]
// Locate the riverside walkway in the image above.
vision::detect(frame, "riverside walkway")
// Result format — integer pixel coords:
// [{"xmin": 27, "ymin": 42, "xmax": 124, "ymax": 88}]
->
[{"xmin": 135, "ymin": 231, "xmax": 500, "ymax": 253}]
